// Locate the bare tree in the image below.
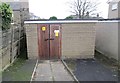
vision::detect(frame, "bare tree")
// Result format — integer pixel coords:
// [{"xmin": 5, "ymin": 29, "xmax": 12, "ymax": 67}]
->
[{"xmin": 69, "ymin": 0, "xmax": 99, "ymax": 19}]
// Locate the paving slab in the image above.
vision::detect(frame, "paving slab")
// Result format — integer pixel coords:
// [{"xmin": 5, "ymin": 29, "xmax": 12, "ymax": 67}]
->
[
  {"xmin": 50, "ymin": 60, "xmax": 74, "ymax": 81},
  {"xmin": 33, "ymin": 60, "xmax": 53, "ymax": 81},
  {"xmin": 33, "ymin": 60, "xmax": 74, "ymax": 81}
]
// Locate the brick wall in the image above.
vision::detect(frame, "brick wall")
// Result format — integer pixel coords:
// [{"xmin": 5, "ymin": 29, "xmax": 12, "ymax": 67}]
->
[
  {"xmin": 25, "ymin": 24, "xmax": 38, "ymax": 59},
  {"xmin": 62, "ymin": 23, "xmax": 96, "ymax": 59},
  {"xmin": 25, "ymin": 23, "xmax": 96, "ymax": 59}
]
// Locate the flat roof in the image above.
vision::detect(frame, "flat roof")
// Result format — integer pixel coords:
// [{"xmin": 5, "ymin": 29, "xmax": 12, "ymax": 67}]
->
[{"xmin": 24, "ymin": 19, "xmax": 120, "ymax": 24}]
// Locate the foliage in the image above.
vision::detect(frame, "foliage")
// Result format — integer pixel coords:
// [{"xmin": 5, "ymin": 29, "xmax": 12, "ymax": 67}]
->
[
  {"xmin": 69, "ymin": 0, "xmax": 99, "ymax": 19},
  {"xmin": 65, "ymin": 16, "xmax": 73, "ymax": 20},
  {"xmin": 49, "ymin": 16, "xmax": 57, "ymax": 20},
  {"xmin": 0, "ymin": 3, "xmax": 12, "ymax": 30}
]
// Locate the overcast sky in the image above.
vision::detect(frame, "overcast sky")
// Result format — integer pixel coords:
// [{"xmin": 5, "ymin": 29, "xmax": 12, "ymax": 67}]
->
[{"xmin": 29, "ymin": 0, "xmax": 109, "ymax": 19}]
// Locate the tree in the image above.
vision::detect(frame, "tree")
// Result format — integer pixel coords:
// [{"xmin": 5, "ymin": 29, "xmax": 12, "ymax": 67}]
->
[
  {"xmin": 65, "ymin": 16, "xmax": 73, "ymax": 20},
  {"xmin": 49, "ymin": 16, "xmax": 57, "ymax": 20},
  {"xmin": 0, "ymin": 3, "xmax": 12, "ymax": 30},
  {"xmin": 69, "ymin": 0, "xmax": 99, "ymax": 19}
]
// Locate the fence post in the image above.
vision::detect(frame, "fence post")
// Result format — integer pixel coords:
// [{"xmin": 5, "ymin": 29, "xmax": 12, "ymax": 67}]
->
[
  {"xmin": 0, "ymin": 11, "xmax": 2, "ymax": 83},
  {"xmin": 17, "ymin": 8, "xmax": 22, "ymax": 57},
  {"xmin": 10, "ymin": 24, "xmax": 13, "ymax": 63}
]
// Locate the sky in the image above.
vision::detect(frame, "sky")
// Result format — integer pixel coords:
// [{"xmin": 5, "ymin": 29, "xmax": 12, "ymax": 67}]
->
[{"xmin": 29, "ymin": 0, "xmax": 109, "ymax": 19}]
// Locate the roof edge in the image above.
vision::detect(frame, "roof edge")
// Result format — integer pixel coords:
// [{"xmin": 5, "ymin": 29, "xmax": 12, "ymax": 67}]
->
[
  {"xmin": 24, "ymin": 20, "xmax": 99, "ymax": 24},
  {"xmin": 24, "ymin": 19, "xmax": 120, "ymax": 24}
]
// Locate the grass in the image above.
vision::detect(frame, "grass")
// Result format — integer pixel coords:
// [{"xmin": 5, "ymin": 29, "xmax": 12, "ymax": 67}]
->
[
  {"xmin": 2, "ymin": 58, "xmax": 30, "ymax": 81},
  {"xmin": 4, "ymin": 58, "xmax": 26, "ymax": 72},
  {"xmin": 12, "ymin": 71, "xmax": 32, "ymax": 81},
  {"xmin": 2, "ymin": 58, "xmax": 34, "ymax": 81},
  {"xmin": 2, "ymin": 51, "xmax": 35, "ymax": 81},
  {"xmin": 64, "ymin": 59, "xmax": 76, "ymax": 72}
]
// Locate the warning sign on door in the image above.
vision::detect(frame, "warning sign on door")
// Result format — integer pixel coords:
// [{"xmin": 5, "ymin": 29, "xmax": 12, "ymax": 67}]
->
[
  {"xmin": 42, "ymin": 27, "xmax": 46, "ymax": 31},
  {"xmin": 54, "ymin": 30, "xmax": 59, "ymax": 37}
]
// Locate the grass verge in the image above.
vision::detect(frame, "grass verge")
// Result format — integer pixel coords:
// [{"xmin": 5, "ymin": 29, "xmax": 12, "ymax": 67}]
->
[
  {"xmin": 2, "ymin": 50, "xmax": 36, "ymax": 81},
  {"xmin": 64, "ymin": 59, "xmax": 76, "ymax": 72},
  {"xmin": 2, "ymin": 58, "xmax": 30, "ymax": 81}
]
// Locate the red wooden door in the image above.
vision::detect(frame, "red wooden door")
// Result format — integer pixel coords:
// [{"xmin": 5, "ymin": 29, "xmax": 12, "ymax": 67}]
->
[
  {"xmin": 38, "ymin": 24, "xmax": 61, "ymax": 60},
  {"xmin": 38, "ymin": 24, "xmax": 49, "ymax": 60},
  {"xmin": 50, "ymin": 24, "xmax": 61, "ymax": 59}
]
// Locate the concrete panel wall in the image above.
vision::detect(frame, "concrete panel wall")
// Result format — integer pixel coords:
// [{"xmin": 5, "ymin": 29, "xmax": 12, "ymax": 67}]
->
[
  {"xmin": 1, "ymin": 26, "xmax": 22, "ymax": 70},
  {"xmin": 25, "ymin": 24, "xmax": 38, "ymax": 59},
  {"xmin": 2, "ymin": 45, "xmax": 11, "ymax": 69},
  {"xmin": 13, "ymin": 11, "xmax": 21, "ymax": 24},
  {"xmin": 96, "ymin": 22, "xmax": 118, "ymax": 60},
  {"xmin": 11, "ymin": 41, "xmax": 18, "ymax": 60},
  {"xmin": 62, "ymin": 23, "xmax": 96, "ymax": 59}
]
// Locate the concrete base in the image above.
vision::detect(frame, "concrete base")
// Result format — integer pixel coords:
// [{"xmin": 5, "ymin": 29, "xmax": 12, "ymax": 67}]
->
[{"xmin": 33, "ymin": 60, "xmax": 74, "ymax": 81}]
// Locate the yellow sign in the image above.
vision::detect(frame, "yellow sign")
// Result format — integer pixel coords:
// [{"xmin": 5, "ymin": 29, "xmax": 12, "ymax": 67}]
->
[
  {"xmin": 55, "ymin": 32, "xmax": 59, "ymax": 37},
  {"xmin": 54, "ymin": 30, "xmax": 59, "ymax": 37},
  {"xmin": 42, "ymin": 27, "xmax": 46, "ymax": 31}
]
